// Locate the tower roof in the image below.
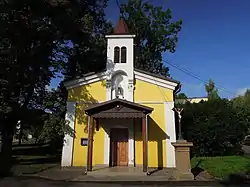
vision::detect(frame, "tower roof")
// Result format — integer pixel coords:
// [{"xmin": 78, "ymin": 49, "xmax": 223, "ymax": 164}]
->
[{"xmin": 113, "ymin": 17, "xmax": 130, "ymax": 34}]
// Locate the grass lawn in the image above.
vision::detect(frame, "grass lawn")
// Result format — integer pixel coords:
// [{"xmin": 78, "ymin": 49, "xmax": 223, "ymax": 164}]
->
[
  {"xmin": 191, "ymin": 156, "xmax": 250, "ymax": 179},
  {"xmin": 11, "ymin": 143, "xmax": 60, "ymax": 175}
]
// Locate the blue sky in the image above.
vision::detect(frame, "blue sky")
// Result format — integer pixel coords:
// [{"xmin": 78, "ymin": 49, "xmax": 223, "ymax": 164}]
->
[
  {"xmin": 165, "ymin": 0, "xmax": 250, "ymax": 99},
  {"xmin": 52, "ymin": 0, "xmax": 250, "ymax": 99}
]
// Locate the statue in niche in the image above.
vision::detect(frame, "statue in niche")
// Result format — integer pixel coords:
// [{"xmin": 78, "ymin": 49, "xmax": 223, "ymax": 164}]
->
[
  {"xmin": 116, "ymin": 85, "xmax": 124, "ymax": 99},
  {"xmin": 113, "ymin": 75, "xmax": 124, "ymax": 99}
]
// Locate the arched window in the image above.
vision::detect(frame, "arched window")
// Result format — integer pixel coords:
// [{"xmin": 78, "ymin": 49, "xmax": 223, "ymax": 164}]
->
[
  {"xmin": 114, "ymin": 46, "xmax": 120, "ymax": 63},
  {"xmin": 121, "ymin": 46, "xmax": 127, "ymax": 63}
]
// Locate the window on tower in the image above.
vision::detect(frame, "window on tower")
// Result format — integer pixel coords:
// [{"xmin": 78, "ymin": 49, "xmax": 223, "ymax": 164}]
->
[
  {"xmin": 121, "ymin": 46, "xmax": 127, "ymax": 63},
  {"xmin": 114, "ymin": 46, "xmax": 120, "ymax": 63}
]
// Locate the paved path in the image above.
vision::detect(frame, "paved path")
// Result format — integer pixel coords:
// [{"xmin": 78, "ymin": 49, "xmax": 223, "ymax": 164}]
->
[
  {"xmin": 0, "ymin": 177, "xmax": 234, "ymax": 187},
  {"xmin": 242, "ymin": 145, "xmax": 250, "ymax": 157}
]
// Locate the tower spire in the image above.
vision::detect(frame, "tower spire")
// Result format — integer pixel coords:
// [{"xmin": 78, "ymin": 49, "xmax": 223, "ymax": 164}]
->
[{"xmin": 113, "ymin": 17, "xmax": 130, "ymax": 34}]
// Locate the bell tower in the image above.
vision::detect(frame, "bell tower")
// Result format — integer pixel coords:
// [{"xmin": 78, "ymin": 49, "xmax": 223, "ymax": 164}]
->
[{"xmin": 105, "ymin": 17, "xmax": 135, "ymax": 101}]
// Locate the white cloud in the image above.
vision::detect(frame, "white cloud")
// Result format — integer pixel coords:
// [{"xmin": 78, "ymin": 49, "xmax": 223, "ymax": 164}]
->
[{"xmin": 236, "ymin": 87, "xmax": 250, "ymax": 96}]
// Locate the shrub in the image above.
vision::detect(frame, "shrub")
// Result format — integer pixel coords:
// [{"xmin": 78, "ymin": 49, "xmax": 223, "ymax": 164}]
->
[{"xmin": 182, "ymin": 99, "xmax": 248, "ymax": 156}]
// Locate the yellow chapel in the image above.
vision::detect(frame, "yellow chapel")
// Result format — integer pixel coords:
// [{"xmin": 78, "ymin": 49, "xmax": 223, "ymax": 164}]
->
[{"xmin": 61, "ymin": 17, "xmax": 181, "ymax": 174}]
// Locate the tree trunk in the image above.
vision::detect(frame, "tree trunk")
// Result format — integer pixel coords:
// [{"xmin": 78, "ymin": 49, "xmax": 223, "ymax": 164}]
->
[
  {"xmin": 0, "ymin": 121, "xmax": 15, "ymax": 176},
  {"xmin": 35, "ymin": 137, "xmax": 38, "ymax": 144},
  {"xmin": 18, "ymin": 124, "xmax": 23, "ymax": 145}
]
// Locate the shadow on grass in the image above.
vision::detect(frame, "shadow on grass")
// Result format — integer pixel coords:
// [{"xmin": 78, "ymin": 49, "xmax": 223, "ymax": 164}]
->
[
  {"xmin": 12, "ymin": 143, "xmax": 61, "ymax": 166},
  {"xmin": 220, "ymin": 174, "xmax": 250, "ymax": 185},
  {"xmin": 191, "ymin": 159, "xmax": 204, "ymax": 178},
  {"xmin": 12, "ymin": 155, "xmax": 61, "ymax": 165},
  {"xmin": 12, "ymin": 143, "xmax": 61, "ymax": 157},
  {"xmin": 219, "ymin": 157, "xmax": 250, "ymax": 185},
  {"xmin": 0, "ymin": 143, "xmax": 61, "ymax": 178},
  {"xmin": 12, "ymin": 142, "xmax": 48, "ymax": 148},
  {"xmin": 220, "ymin": 165, "xmax": 250, "ymax": 185}
]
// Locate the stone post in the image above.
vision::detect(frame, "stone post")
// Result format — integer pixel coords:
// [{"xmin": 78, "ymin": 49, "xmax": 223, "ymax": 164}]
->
[{"xmin": 172, "ymin": 140, "xmax": 194, "ymax": 180}]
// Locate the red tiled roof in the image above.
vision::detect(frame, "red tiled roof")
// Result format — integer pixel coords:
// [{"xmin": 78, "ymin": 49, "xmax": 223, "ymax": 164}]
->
[{"xmin": 113, "ymin": 17, "xmax": 130, "ymax": 34}]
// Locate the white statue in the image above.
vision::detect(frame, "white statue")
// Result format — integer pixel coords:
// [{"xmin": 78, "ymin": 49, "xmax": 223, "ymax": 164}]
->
[{"xmin": 114, "ymin": 75, "xmax": 124, "ymax": 99}]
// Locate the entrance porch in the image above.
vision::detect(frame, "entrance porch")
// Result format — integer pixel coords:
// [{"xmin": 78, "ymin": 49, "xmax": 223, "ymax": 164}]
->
[
  {"xmin": 84, "ymin": 98, "xmax": 153, "ymax": 174},
  {"xmin": 85, "ymin": 166, "xmax": 175, "ymax": 178}
]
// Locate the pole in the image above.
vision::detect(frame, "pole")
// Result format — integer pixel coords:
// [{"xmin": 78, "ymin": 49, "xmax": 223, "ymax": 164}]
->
[{"xmin": 175, "ymin": 108, "xmax": 183, "ymax": 140}]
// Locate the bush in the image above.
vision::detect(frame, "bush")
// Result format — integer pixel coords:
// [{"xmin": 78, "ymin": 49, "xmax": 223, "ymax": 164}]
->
[{"xmin": 182, "ymin": 98, "xmax": 249, "ymax": 156}]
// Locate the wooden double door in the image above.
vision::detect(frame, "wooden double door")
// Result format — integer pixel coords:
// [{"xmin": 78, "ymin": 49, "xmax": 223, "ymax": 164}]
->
[{"xmin": 110, "ymin": 128, "xmax": 129, "ymax": 166}]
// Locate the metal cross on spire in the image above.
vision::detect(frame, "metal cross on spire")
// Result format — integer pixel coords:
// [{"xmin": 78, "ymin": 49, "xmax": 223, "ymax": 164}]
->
[{"xmin": 116, "ymin": 0, "xmax": 124, "ymax": 18}]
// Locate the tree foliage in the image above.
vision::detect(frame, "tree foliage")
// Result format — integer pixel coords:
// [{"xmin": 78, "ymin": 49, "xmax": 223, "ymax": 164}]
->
[
  {"xmin": 176, "ymin": 93, "xmax": 188, "ymax": 99},
  {"xmin": 37, "ymin": 83, "xmax": 73, "ymax": 146},
  {"xmin": 60, "ymin": 0, "xmax": 112, "ymax": 80},
  {"xmin": 121, "ymin": 0, "xmax": 182, "ymax": 76},
  {"xmin": 231, "ymin": 89, "xmax": 250, "ymax": 134},
  {"xmin": 232, "ymin": 89, "xmax": 250, "ymax": 108},
  {"xmin": 0, "ymin": 0, "xmax": 65, "ymax": 174},
  {"xmin": 0, "ymin": 0, "xmax": 109, "ymax": 175},
  {"xmin": 182, "ymin": 98, "xmax": 249, "ymax": 157},
  {"xmin": 205, "ymin": 79, "xmax": 220, "ymax": 100}
]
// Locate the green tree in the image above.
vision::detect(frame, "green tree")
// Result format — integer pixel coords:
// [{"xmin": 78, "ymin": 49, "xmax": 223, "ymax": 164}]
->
[
  {"xmin": 0, "ymin": 0, "xmax": 65, "ymax": 175},
  {"xmin": 182, "ymin": 98, "xmax": 248, "ymax": 156},
  {"xmin": 37, "ymin": 83, "xmax": 73, "ymax": 147},
  {"xmin": 120, "ymin": 0, "xmax": 182, "ymax": 76},
  {"xmin": 60, "ymin": 0, "xmax": 112, "ymax": 80},
  {"xmin": 231, "ymin": 89, "xmax": 250, "ymax": 135},
  {"xmin": 176, "ymin": 93, "xmax": 188, "ymax": 99},
  {"xmin": 205, "ymin": 79, "xmax": 220, "ymax": 100},
  {"xmin": 0, "ymin": 0, "xmax": 109, "ymax": 175},
  {"xmin": 232, "ymin": 89, "xmax": 250, "ymax": 108}
]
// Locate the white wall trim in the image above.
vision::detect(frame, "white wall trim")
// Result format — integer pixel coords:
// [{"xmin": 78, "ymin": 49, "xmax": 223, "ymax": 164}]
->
[
  {"xmin": 128, "ymin": 127, "xmax": 134, "ymax": 165},
  {"xmin": 106, "ymin": 82, "xmax": 111, "ymax": 101},
  {"xmin": 64, "ymin": 73, "xmax": 106, "ymax": 90},
  {"xmin": 164, "ymin": 101, "xmax": 176, "ymax": 168},
  {"xmin": 104, "ymin": 75, "xmax": 111, "ymax": 165},
  {"xmin": 136, "ymin": 101, "xmax": 166, "ymax": 104},
  {"xmin": 64, "ymin": 69, "xmax": 179, "ymax": 91},
  {"xmin": 134, "ymin": 70, "xmax": 178, "ymax": 90},
  {"xmin": 104, "ymin": 125, "xmax": 110, "ymax": 165},
  {"xmin": 135, "ymin": 76, "xmax": 175, "ymax": 90},
  {"xmin": 135, "ymin": 70, "xmax": 178, "ymax": 87},
  {"xmin": 61, "ymin": 102, "xmax": 76, "ymax": 167},
  {"xmin": 76, "ymin": 101, "xmax": 105, "ymax": 104},
  {"xmin": 76, "ymin": 101, "xmax": 168, "ymax": 104},
  {"xmin": 105, "ymin": 34, "xmax": 136, "ymax": 38}
]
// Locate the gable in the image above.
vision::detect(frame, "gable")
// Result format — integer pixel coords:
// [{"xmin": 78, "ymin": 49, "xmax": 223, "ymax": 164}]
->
[
  {"xmin": 64, "ymin": 69, "xmax": 179, "ymax": 91},
  {"xmin": 64, "ymin": 69, "xmax": 179, "ymax": 103},
  {"xmin": 64, "ymin": 71, "xmax": 106, "ymax": 90},
  {"xmin": 134, "ymin": 69, "xmax": 179, "ymax": 90},
  {"xmin": 134, "ymin": 79, "xmax": 174, "ymax": 102}
]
